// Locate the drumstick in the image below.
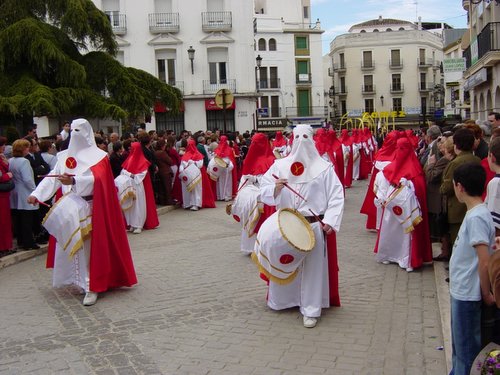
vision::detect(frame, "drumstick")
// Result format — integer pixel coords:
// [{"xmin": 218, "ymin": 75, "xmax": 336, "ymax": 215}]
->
[
  {"xmin": 236, "ymin": 178, "xmax": 249, "ymax": 194},
  {"xmin": 38, "ymin": 174, "xmax": 75, "ymax": 178},
  {"xmin": 271, "ymin": 174, "xmax": 308, "ymax": 202},
  {"xmin": 36, "ymin": 199, "xmax": 51, "ymax": 207},
  {"xmin": 308, "ymin": 209, "xmax": 325, "ymax": 226}
]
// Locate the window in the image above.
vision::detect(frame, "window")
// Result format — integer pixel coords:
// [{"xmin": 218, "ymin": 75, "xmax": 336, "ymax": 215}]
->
[
  {"xmin": 362, "ymin": 51, "xmax": 372, "ymax": 68},
  {"xmin": 373, "ymin": 29, "xmax": 379, "ymax": 32},
  {"xmin": 209, "ymin": 62, "xmax": 227, "ymax": 84},
  {"xmin": 269, "ymin": 38, "xmax": 277, "ymax": 51},
  {"xmin": 419, "ymin": 48, "xmax": 426, "ymax": 64},
  {"xmin": 155, "ymin": 112, "xmax": 185, "ymax": 135},
  {"xmin": 295, "ymin": 36, "xmax": 308, "ymax": 49},
  {"xmin": 296, "ymin": 60, "xmax": 310, "ymax": 82},
  {"xmin": 340, "ymin": 76, "xmax": 346, "ymax": 93},
  {"xmin": 399, "ymin": 27, "xmax": 405, "ymax": 31},
  {"xmin": 341, "ymin": 100, "xmax": 347, "ymax": 115},
  {"xmin": 390, "ymin": 49, "xmax": 401, "ymax": 66},
  {"xmin": 386, "ymin": 28, "xmax": 392, "ymax": 32},
  {"xmin": 339, "ymin": 53, "xmax": 345, "ymax": 69},
  {"xmin": 156, "ymin": 49, "xmax": 176, "ymax": 85},
  {"xmin": 270, "ymin": 95, "xmax": 280, "ymax": 117},
  {"xmin": 303, "ymin": 6, "xmax": 309, "ymax": 19},
  {"xmin": 392, "ymin": 98, "xmax": 402, "ymax": 112},
  {"xmin": 206, "ymin": 110, "xmax": 235, "ymax": 132},
  {"xmin": 259, "ymin": 67, "xmax": 268, "ymax": 89},
  {"xmin": 360, "ymin": 30, "xmax": 366, "ymax": 33},
  {"xmin": 258, "ymin": 38, "xmax": 266, "ymax": 51},
  {"xmin": 420, "ymin": 72, "xmax": 427, "ymax": 89},
  {"xmin": 364, "ymin": 99, "xmax": 374, "ymax": 113},
  {"xmin": 269, "ymin": 67, "xmax": 278, "ymax": 88},
  {"xmin": 363, "ymin": 75, "xmax": 373, "ymax": 92},
  {"xmin": 392, "ymin": 74, "xmax": 401, "ymax": 90}
]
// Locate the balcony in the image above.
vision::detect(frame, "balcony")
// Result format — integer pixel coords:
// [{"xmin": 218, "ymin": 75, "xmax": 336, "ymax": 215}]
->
[
  {"xmin": 390, "ymin": 84, "xmax": 404, "ymax": 93},
  {"xmin": 362, "ymin": 84, "xmax": 376, "ymax": 94},
  {"xmin": 202, "ymin": 11, "xmax": 232, "ymax": 32},
  {"xmin": 433, "ymin": 60, "xmax": 442, "ymax": 70},
  {"xmin": 332, "ymin": 86, "xmax": 348, "ymax": 96},
  {"xmin": 332, "ymin": 62, "xmax": 346, "ymax": 72},
  {"xmin": 203, "ymin": 79, "xmax": 236, "ymax": 95},
  {"xmin": 419, "ymin": 82, "xmax": 433, "ymax": 92},
  {"xmin": 328, "ymin": 67, "xmax": 334, "ymax": 77},
  {"xmin": 257, "ymin": 78, "xmax": 281, "ymax": 91},
  {"xmin": 296, "ymin": 73, "xmax": 312, "ymax": 84},
  {"xmin": 417, "ymin": 58, "xmax": 433, "ymax": 68},
  {"xmin": 464, "ymin": 22, "xmax": 500, "ymax": 70},
  {"xmin": 285, "ymin": 106, "xmax": 328, "ymax": 118},
  {"xmin": 149, "ymin": 13, "xmax": 180, "ymax": 33},
  {"xmin": 106, "ymin": 13, "xmax": 127, "ymax": 35},
  {"xmin": 166, "ymin": 81, "xmax": 184, "ymax": 94},
  {"xmin": 389, "ymin": 59, "xmax": 403, "ymax": 69},
  {"xmin": 361, "ymin": 61, "xmax": 375, "ymax": 70}
]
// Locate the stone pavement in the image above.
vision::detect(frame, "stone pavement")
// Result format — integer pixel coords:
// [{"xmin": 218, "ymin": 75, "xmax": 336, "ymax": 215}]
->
[{"xmin": 0, "ymin": 179, "xmax": 448, "ymax": 374}]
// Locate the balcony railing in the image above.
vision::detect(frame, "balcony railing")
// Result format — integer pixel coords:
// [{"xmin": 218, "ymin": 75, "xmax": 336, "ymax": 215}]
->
[
  {"xmin": 257, "ymin": 78, "xmax": 281, "ymax": 90},
  {"xmin": 362, "ymin": 84, "xmax": 376, "ymax": 94},
  {"xmin": 296, "ymin": 73, "xmax": 312, "ymax": 84},
  {"xmin": 149, "ymin": 13, "xmax": 180, "ymax": 33},
  {"xmin": 419, "ymin": 82, "xmax": 434, "ymax": 92},
  {"xmin": 332, "ymin": 62, "xmax": 346, "ymax": 72},
  {"xmin": 202, "ymin": 11, "xmax": 232, "ymax": 32},
  {"xmin": 333, "ymin": 86, "xmax": 348, "ymax": 96},
  {"xmin": 165, "ymin": 81, "xmax": 184, "ymax": 94},
  {"xmin": 106, "ymin": 13, "xmax": 127, "ymax": 35},
  {"xmin": 361, "ymin": 61, "xmax": 375, "ymax": 70},
  {"xmin": 390, "ymin": 84, "xmax": 404, "ymax": 93},
  {"xmin": 285, "ymin": 106, "xmax": 328, "ymax": 118},
  {"xmin": 203, "ymin": 79, "xmax": 236, "ymax": 95},
  {"xmin": 464, "ymin": 22, "xmax": 500, "ymax": 69},
  {"xmin": 389, "ymin": 59, "xmax": 403, "ymax": 69},
  {"xmin": 417, "ymin": 58, "xmax": 433, "ymax": 68}
]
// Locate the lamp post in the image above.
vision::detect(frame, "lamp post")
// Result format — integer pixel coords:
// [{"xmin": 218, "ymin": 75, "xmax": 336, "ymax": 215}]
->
[
  {"xmin": 380, "ymin": 95, "xmax": 384, "ymax": 107},
  {"xmin": 255, "ymin": 54, "xmax": 262, "ymax": 92},
  {"xmin": 187, "ymin": 46, "xmax": 195, "ymax": 74}
]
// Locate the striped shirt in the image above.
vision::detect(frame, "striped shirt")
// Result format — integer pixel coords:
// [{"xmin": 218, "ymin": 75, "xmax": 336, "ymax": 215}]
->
[{"xmin": 485, "ymin": 175, "xmax": 500, "ymax": 229}]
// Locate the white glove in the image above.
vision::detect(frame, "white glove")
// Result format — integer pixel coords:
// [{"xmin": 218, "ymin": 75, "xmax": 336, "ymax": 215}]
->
[
  {"xmin": 374, "ymin": 198, "xmax": 384, "ymax": 208},
  {"xmin": 399, "ymin": 177, "xmax": 408, "ymax": 186}
]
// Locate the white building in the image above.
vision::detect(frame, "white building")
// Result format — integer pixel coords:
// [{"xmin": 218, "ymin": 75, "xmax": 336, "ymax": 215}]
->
[
  {"xmin": 329, "ymin": 16, "xmax": 445, "ymax": 128},
  {"xmin": 253, "ymin": 0, "xmax": 326, "ymax": 131},
  {"xmin": 461, "ymin": 0, "xmax": 500, "ymax": 121}
]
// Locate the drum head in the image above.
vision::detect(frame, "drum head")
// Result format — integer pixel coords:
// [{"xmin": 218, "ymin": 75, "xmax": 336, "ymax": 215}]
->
[
  {"xmin": 278, "ymin": 208, "xmax": 315, "ymax": 252},
  {"xmin": 214, "ymin": 156, "xmax": 228, "ymax": 168}
]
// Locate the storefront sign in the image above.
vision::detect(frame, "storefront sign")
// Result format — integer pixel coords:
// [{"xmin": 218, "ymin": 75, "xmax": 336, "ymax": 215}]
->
[
  {"xmin": 257, "ymin": 118, "xmax": 286, "ymax": 128},
  {"xmin": 443, "ymin": 58, "xmax": 466, "ymax": 73},
  {"xmin": 463, "ymin": 68, "xmax": 487, "ymax": 91},
  {"xmin": 205, "ymin": 98, "xmax": 236, "ymax": 111}
]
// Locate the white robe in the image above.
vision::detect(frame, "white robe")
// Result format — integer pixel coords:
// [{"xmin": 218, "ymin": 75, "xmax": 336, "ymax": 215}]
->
[
  {"xmin": 258, "ymin": 163, "xmax": 344, "ymax": 318},
  {"xmin": 374, "ymin": 172, "xmax": 421, "ymax": 269},
  {"xmin": 120, "ymin": 169, "xmax": 147, "ymax": 230},
  {"xmin": 215, "ymin": 157, "xmax": 234, "ymax": 201},
  {"xmin": 31, "ymin": 161, "xmax": 94, "ymax": 292},
  {"xmin": 179, "ymin": 159, "xmax": 203, "ymax": 208},
  {"xmin": 352, "ymin": 143, "xmax": 361, "ymax": 180}
]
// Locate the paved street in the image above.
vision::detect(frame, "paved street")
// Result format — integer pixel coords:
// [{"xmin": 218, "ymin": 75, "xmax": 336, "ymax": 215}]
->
[{"xmin": 0, "ymin": 179, "xmax": 446, "ymax": 374}]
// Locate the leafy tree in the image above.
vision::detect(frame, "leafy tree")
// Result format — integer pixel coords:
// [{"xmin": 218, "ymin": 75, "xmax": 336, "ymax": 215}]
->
[{"xmin": 0, "ymin": 0, "xmax": 182, "ymax": 128}]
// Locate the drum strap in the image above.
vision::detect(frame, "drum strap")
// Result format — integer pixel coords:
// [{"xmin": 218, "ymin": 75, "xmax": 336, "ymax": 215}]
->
[{"xmin": 304, "ymin": 215, "xmax": 324, "ymax": 224}]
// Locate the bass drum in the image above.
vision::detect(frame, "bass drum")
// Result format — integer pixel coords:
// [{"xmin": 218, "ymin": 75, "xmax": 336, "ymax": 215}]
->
[{"xmin": 252, "ymin": 208, "xmax": 315, "ymax": 284}]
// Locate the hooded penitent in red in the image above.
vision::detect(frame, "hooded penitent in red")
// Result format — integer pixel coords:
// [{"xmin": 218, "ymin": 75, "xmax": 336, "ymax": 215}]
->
[
  {"xmin": 339, "ymin": 129, "xmax": 353, "ymax": 188},
  {"xmin": 214, "ymin": 135, "xmax": 238, "ymax": 197},
  {"xmin": 241, "ymin": 133, "xmax": 275, "ymax": 176},
  {"xmin": 376, "ymin": 137, "xmax": 432, "ymax": 268},
  {"xmin": 184, "ymin": 139, "xmax": 216, "ymax": 208},
  {"xmin": 122, "ymin": 142, "xmax": 159, "ymax": 229}
]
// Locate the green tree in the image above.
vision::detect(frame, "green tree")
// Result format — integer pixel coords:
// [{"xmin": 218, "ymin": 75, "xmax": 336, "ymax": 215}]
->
[{"xmin": 0, "ymin": 0, "xmax": 182, "ymax": 128}]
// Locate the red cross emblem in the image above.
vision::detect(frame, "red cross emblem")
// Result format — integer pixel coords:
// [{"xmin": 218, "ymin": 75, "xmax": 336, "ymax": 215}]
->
[
  {"xmin": 290, "ymin": 162, "xmax": 304, "ymax": 176},
  {"xmin": 280, "ymin": 254, "xmax": 295, "ymax": 264},
  {"xmin": 233, "ymin": 215, "xmax": 240, "ymax": 222},
  {"xmin": 65, "ymin": 157, "xmax": 77, "ymax": 169},
  {"xmin": 392, "ymin": 206, "xmax": 403, "ymax": 216},
  {"xmin": 182, "ymin": 176, "xmax": 188, "ymax": 182},
  {"xmin": 213, "ymin": 167, "xmax": 218, "ymax": 172}
]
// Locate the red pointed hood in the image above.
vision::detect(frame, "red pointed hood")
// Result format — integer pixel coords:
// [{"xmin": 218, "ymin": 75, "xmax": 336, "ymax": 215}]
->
[
  {"xmin": 273, "ymin": 131, "xmax": 287, "ymax": 148},
  {"xmin": 182, "ymin": 139, "xmax": 203, "ymax": 161},
  {"xmin": 339, "ymin": 129, "xmax": 352, "ymax": 146},
  {"xmin": 214, "ymin": 135, "xmax": 233, "ymax": 158},
  {"xmin": 383, "ymin": 138, "xmax": 423, "ymax": 185},
  {"xmin": 241, "ymin": 133, "xmax": 275, "ymax": 175},
  {"xmin": 314, "ymin": 128, "xmax": 329, "ymax": 155},
  {"xmin": 374, "ymin": 131, "xmax": 399, "ymax": 161},
  {"xmin": 121, "ymin": 142, "xmax": 150, "ymax": 174}
]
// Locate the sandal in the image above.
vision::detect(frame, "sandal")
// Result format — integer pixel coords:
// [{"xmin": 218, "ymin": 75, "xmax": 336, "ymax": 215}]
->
[{"xmin": 433, "ymin": 253, "xmax": 450, "ymax": 262}]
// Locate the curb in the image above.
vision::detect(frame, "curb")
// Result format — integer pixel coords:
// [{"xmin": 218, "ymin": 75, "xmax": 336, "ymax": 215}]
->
[
  {"xmin": 432, "ymin": 242, "xmax": 452, "ymax": 374},
  {"xmin": 0, "ymin": 204, "xmax": 178, "ymax": 270}
]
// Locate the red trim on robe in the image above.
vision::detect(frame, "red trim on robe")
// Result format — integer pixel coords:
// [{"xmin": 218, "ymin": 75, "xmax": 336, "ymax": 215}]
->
[
  {"xmin": 142, "ymin": 172, "xmax": 159, "ymax": 230},
  {"xmin": 327, "ymin": 231, "xmax": 341, "ymax": 307},
  {"xmin": 344, "ymin": 145, "xmax": 354, "ymax": 188},
  {"xmin": 360, "ymin": 167, "xmax": 379, "ymax": 230},
  {"xmin": 200, "ymin": 166, "xmax": 216, "ymax": 208}
]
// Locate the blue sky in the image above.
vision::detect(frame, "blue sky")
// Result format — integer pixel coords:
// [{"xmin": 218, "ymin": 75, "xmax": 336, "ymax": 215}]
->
[{"xmin": 311, "ymin": 0, "xmax": 469, "ymax": 54}]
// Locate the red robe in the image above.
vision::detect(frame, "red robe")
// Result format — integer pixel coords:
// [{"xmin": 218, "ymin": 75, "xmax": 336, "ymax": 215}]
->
[
  {"xmin": 47, "ymin": 158, "xmax": 137, "ymax": 292},
  {"xmin": 143, "ymin": 172, "xmax": 160, "ymax": 230},
  {"xmin": 200, "ymin": 166, "xmax": 216, "ymax": 208}
]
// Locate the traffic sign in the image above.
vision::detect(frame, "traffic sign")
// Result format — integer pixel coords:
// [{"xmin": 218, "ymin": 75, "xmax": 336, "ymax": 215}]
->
[{"xmin": 215, "ymin": 89, "xmax": 234, "ymax": 109}]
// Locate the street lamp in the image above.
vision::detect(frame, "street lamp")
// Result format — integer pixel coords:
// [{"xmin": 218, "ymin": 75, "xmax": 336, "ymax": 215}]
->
[
  {"xmin": 187, "ymin": 46, "xmax": 195, "ymax": 74},
  {"xmin": 380, "ymin": 95, "xmax": 384, "ymax": 106},
  {"xmin": 255, "ymin": 55, "xmax": 262, "ymax": 92}
]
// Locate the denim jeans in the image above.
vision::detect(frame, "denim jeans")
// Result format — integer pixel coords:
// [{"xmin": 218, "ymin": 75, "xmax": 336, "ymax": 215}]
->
[{"xmin": 449, "ymin": 296, "xmax": 482, "ymax": 375}]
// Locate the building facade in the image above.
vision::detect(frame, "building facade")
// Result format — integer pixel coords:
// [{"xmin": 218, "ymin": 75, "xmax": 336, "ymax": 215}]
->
[
  {"xmin": 329, "ymin": 17, "xmax": 445, "ymax": 128},
  {"xmin": 462, "ymin": 0, "xmax": 500, "ymax": 121}
]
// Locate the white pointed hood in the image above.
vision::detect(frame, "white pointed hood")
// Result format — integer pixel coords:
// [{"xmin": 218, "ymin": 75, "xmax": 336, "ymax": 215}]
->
[
  {"xmin": 59, "ymin": 118, "xmax": 107, "ymax": 174},
  {"xmin": 273, "ymin": 124, "xmax": 330, "ymax": 183}
]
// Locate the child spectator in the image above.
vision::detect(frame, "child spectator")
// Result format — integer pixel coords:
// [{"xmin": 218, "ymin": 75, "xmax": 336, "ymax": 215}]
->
[{"xmin": 449, "ymin": 162, "xmax": 495, "ymax": 375}]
